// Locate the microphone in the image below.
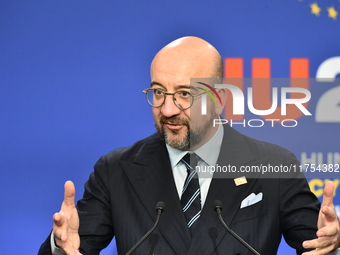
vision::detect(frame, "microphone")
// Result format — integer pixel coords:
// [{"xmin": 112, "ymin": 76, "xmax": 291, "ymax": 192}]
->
[
  {"xmin": 213, "ymin": 200, "xmax": 261, "ymax": 255},
  {"xmin": 125, "ymin": 201, "xmax": 165, "ymax": 255}
]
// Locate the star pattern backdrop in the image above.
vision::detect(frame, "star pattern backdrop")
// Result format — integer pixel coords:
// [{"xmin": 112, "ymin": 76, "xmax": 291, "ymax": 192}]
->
[{"xmin": 0, "ymin": 0, "xmax": 339, "ymax": 254}]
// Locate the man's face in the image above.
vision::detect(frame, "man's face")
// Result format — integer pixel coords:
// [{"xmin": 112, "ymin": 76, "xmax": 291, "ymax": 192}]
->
[{"xmin": 150, "ymin": 62, "xmax": 218, "ymax": 151}]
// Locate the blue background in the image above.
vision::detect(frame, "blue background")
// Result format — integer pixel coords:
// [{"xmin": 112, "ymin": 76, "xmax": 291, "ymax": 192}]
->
[{"xmin": 1, "ymin": 1, "xmax": 339, "ymax": 254}]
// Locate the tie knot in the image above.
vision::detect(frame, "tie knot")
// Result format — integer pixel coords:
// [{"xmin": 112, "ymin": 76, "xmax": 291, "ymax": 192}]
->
[{"xmin": 181, "ymin": 153, "xmax": 199, "ymax": 171}]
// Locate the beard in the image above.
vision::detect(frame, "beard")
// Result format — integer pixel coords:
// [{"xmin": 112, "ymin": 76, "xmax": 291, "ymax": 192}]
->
[{"xmin": 155, "ymin": 113, "xmax": 215, "ymax": 150}]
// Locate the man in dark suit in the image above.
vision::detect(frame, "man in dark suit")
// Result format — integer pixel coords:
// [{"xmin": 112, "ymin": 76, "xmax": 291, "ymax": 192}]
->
[{"xmin": 39, "ymin": 36, "xmax": 340, "ymax": 255}]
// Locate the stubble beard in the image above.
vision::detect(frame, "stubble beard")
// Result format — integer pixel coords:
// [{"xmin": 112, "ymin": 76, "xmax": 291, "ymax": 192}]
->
[{"xmin": 155, "ymin": 114, "xmax": 215, "ymax": 150}]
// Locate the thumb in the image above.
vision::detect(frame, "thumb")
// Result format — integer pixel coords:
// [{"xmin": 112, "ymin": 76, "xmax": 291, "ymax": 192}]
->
[
  {"xmin": 63, "ymin": 180, "xmax": 76, "ymax": 207},
  {"xmin": 322, "ymin": 181, "xmax": 334, "ymax": 207}
]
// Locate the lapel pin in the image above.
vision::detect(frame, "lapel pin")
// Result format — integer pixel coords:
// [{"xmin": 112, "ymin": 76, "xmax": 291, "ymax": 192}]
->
[{"xmin": 234, "ymin": 176, "xmax": 247, "ymax": 186}]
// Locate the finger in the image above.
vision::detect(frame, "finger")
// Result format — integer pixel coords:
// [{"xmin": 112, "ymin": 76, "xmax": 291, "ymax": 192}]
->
[
  {"xmin": 53, "ymin": 213, "xmax": 68, "ymax": 241},
  {"xmin": 58, "ymin": 242, "xmax": 82, "ymax": 255},
  {"xmin": 303, "ymin": 235, "xmax": 337, "ymax": 249},
  {"xmin": 317, "ymin": 225, "xmax": 338, "ymax": 238},
  {"xmin": 321, "ymin": 181, "xmax": 335, "ymax": 207},
  {"xmin": 53, "ymin": 227, "xmax": 68, "ymax": 243},
  {"xmin": 319, "ymin": 205, "xmax": 338, "ymax": 224},
  {"xmin": 63, "ymin": 180, "xmax": 76, "ymax": 207},
  {"xmin": 302, "ymin": 246, "xmax": 332, "ymax": 255},
  {"xmin": 53, "ymin": 212, "xmax": 65, "ymax": 227}
]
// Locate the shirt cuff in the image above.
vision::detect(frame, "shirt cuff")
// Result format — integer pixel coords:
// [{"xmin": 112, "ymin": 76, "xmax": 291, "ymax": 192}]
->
[{"xmin": 50, "ymin": 233, "xmax": 65, "ymax": 255}]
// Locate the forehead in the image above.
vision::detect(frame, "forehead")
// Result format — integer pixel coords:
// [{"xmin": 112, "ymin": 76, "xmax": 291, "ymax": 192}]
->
[{"xmin": 151, "ymin": 63, "xmax": 215, "ymax": 92}]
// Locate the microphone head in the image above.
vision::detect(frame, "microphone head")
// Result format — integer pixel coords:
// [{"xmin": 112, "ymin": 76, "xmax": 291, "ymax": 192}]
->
[
  {"xmin": 213, "ymin": 200, "xmax": 222, "ymax": 211},
  {"xmin": 155, "ymin": 201, "xmax": 165, "ymax": 213}
]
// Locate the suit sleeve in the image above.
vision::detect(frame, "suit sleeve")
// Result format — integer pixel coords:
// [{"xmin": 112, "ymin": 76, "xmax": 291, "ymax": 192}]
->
[
  {"xmin": 38, "ymin": 233, "xmax": 53, "ymax": 255},
  {"xmin": 76, "ymin": 155, "xmax": 114, "ymax": 255},
  {"xmin": 279, "ymin": 151, "xmax": 320, "ymax": 255}
]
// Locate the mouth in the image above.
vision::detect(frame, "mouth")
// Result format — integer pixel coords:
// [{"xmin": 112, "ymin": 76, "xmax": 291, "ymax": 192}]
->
[
  {"xmin": 164, "ymin": 122, "xmax": 184, "ymax": 130},
  {"xmin": 159, "ymin": 115, "xmax": 189, "ymax": 132}
]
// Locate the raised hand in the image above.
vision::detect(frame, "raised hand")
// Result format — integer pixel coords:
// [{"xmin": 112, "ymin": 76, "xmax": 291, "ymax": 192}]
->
[
  {"xmin": 53, "ymin": 181, "xmax": 82, "ymax": 255},
  {"xmin": 302, "ymin": 181, "xmax": 340, "ymax": 255}
]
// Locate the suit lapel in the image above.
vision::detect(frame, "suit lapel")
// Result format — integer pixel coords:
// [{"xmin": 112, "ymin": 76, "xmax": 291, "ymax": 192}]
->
[
  {"xmin": 120, "ymin": 126, "xmax": 265, "ymax": 254},
  {"xmin": 121, "ymin": 133, "xmax": 191, "ymax": 254}
]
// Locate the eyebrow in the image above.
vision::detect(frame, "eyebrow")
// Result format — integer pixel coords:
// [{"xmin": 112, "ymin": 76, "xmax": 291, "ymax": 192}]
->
[{"xmin": 150, "ymin": 82, "xmax": 199, "ymax": 92}]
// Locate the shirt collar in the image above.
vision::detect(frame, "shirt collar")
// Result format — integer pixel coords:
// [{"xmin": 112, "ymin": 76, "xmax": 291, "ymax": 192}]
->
[{"xmin": 166, "ymin": 122, "xmax": 224, "ymax": 168}]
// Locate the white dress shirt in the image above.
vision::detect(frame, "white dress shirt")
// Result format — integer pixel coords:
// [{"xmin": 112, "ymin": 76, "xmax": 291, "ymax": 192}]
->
[{"xmin": 166, "ymin": 123, "xmax": 223, "ymax": 207}]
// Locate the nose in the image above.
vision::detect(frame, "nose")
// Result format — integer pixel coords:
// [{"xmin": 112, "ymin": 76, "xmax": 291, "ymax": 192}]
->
[{"xmin": 160, "ymin": 94, "xmax": 182, "ymax": 117}]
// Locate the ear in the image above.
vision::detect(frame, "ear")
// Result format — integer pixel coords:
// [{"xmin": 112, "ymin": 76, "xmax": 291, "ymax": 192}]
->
[{"xmin": 215, "ymin": 88, "xmax": 227, "ymax": 115}]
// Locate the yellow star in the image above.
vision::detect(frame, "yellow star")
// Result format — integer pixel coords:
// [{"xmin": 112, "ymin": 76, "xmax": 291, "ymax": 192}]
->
[
  {"xmin": 310, "ymin": 3, "xmax": 321, "ymax": 16},
  {"xmin": 327, "ymin": 6, "xmax": 338, "ymax": 20}
]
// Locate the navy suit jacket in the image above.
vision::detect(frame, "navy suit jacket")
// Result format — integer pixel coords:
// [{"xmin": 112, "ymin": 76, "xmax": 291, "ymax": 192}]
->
[{"xmin": 39, "ymin": 125, "xmax": 320, "ymax": 255}]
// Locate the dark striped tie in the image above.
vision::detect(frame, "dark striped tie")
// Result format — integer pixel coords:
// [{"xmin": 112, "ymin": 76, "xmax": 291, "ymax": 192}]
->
[{"xmin": 181, "ymin": 153, "xmax": 201, "ymax": 234}]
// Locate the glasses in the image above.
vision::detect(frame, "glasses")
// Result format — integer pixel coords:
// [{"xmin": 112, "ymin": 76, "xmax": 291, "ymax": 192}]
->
[{"xmin": 142, "ymin": 88, "xmax": 204, "ymax": 110}]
